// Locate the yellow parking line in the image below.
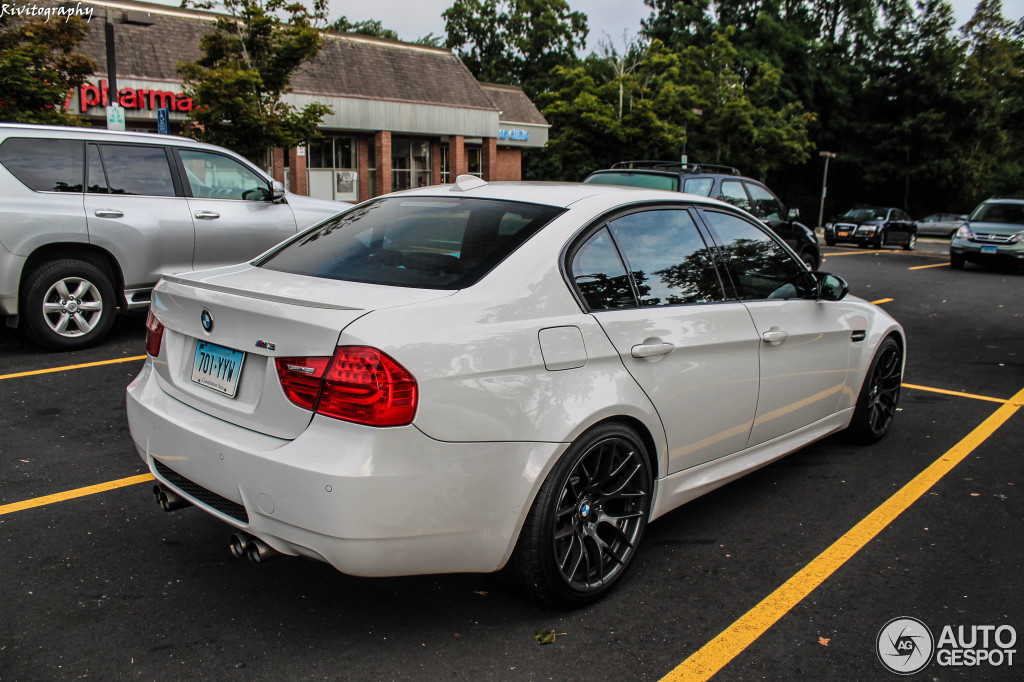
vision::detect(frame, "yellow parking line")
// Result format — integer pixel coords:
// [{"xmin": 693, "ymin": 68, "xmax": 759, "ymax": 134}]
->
[
  {"xmin": 909, "ymin": 262, "xmax": 949, "ymax": 270},
  {"xmin": 0, "ymin": 355, "xmax": 146, "ymax": 381},
  {"xmin": 870, "ymin": 298, "xmax": 893, "ymax": 305},
  {"xmin": 902, "ymin": 383, "xmax": 1017, "ymax": 405},
  {"xmin": 822, "ymin": 250, "xmax": 885, "ymax": 256},
  {"xmin": 0, "ymin": 473, "xmax": 155, "ymax": 517},
  {"xmin": 661, "ymin": 384, "xmax": 1024, "ymax": 682}
]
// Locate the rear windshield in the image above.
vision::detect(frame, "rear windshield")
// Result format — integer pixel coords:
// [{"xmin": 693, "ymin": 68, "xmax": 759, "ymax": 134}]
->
[
  {"xmin": 970, "ymin": 201, "xmax": 1024, "ymax": 224},
  {"xmin": 584, "ymin": 172, "xmax": 679, "ymax": 192},
  {"xmin": 257, "ymin": 197, "xmax": 563, "ymax": 289}
]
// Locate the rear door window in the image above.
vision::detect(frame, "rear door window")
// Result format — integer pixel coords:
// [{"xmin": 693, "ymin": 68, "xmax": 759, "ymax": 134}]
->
[
  {"xmin": 98, "ymin": 144, "xmax": 177, "ymax": 197},
  {"xmin": 258, "ymin": 197, "xmax": 563, "ymax": 289},
  {"xmin": 682, "ymin": 178, "xmax": 714, "ymax": 196},
  {"xmin": 744, "ymin": 182, "xmax": 783, "ymax": 221},
  {"xmin": 606, "ymin": 209, "xmax": 726, "ymax": 306},
  {"xmin": 584, "ymin": 172, "xmax": 679, "ymax": 191},
  {"xmin": 570, "ymin": 227, "xmax": 636, "ymax": 310},
  {"xmin": 0, "ymin": 138, "xmax": 84, "ymax": 192}
]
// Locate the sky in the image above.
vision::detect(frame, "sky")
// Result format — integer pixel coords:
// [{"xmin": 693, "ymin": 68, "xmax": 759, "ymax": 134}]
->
[{"xmin": 138, "ymin": 0, "xmax": 1024, "ymax": 48}]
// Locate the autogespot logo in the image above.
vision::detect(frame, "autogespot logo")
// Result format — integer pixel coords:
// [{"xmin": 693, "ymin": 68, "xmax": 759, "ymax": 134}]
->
[{"xmin": 877, "ymin": 617, "xmax": 934, "ymax": 675}]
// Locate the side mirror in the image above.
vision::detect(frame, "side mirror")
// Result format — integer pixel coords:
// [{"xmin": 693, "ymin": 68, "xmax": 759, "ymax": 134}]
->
[
  {"xmin": 788, "ymin": 208, "xmax": 800, "ymax": 220},
  {"xmin": 271, "ymin": 180, "xmax": 286, "ymax": 201},
  {"xmin": 816, "ymin": 273, "xmax": 848, "ymax": 301}
]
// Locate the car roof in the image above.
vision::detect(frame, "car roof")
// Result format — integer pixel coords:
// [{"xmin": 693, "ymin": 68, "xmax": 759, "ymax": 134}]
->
[
  {"xmin": 384, "ymin": 178, "xmax": 730, "ymax": 210},
  {"xmin": 0, "ymin": 122, "xmax": 233, "ymax": 153}
]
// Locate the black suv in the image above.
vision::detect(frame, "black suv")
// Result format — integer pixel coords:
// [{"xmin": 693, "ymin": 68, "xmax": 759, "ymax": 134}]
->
[{"xmin": 584, "ymin": 161, "xmax": 821, "ymax": 270}]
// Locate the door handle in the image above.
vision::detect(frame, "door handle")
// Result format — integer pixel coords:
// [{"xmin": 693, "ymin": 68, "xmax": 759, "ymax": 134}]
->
[
  {"xmin": 630, "ymin": 342, "xmax": 675, "ymax": 358},
  {"xmin": 761, "ymin": 328, "xmax": 790, "ymax": 344},
  {"xmin": 194, "ymin": 210, "xmax": 220, "ymax": 220},
  {"xmin": 94, "ymin": 209, "xmax": 123, "ymax": 218}
]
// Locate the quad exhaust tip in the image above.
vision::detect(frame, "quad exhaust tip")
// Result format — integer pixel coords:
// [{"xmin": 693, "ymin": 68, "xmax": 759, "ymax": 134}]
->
[
  {"xmin": 229, "ymin": 532, "xmax": 280, "ymax": 564},
  {"xmin": 153, "ymin": 484, "xmax": 191, "ymax": 512}
]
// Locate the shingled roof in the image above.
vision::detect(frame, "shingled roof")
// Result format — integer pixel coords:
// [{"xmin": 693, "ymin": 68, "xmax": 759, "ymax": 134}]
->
[
  {"xmin": 480, "ymin": 83, "xmax": 549, "ymax": 126},
  {"xmin": 73, "ymin": 0, "xmax": 498, "ymax": 112}
]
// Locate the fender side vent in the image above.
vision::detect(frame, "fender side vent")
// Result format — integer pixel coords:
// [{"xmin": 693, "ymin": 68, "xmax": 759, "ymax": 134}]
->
[{"xmin": 851, "ymin": 330, "xmax": 867, "ymax": 342}]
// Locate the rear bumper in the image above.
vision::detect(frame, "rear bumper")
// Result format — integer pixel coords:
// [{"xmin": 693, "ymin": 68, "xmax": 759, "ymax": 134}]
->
[{"xmin": 127, "ymin": 358, "xmax": 565, "ymax": 576}]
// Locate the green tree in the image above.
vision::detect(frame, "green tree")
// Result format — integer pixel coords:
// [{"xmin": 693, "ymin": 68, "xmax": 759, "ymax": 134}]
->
[
  {"xmin": 177, "ymin": 0, "xmax": 332, "ymax": 163},
  {"xmin": 328, "ymin": 16, "xmax": 399, "ymax": 41},
  {"xmin": 958, "ymin": 0, "xmax": 1024, "ymax": 201},
  {"xmin": 444, "ymin": 0, "xmax": 588, "ymax": 97},
  {"xmin": 0, "ymin": 14, "xmax": 95, "ymax": 124}
]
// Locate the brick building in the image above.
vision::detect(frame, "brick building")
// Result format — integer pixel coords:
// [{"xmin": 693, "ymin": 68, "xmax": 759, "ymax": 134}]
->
[{"xmin": 63, "ymin": 0, "xmax": 549, "ymax": 201}]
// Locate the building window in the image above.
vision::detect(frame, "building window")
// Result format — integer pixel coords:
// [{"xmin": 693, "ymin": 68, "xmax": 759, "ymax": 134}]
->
[
  {"xmin": 440, "ymin": 144, "xmax": 449, "ymax": 183},
  {"xmin": 467, "ymin": 147, "xmax": 482, "ymax": 177},
  {"xmin": 307, "ymin": 136, "xmax": 358, "ymax": 201},
  {"xmin": 392, "ymin": 138, "xmax": 431, "ymax": 191}
]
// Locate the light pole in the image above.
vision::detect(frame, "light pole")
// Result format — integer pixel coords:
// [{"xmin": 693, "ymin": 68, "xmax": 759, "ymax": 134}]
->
[{"xmin": 817, "ymin": 151, "xmax": 836, "ymax": 229}]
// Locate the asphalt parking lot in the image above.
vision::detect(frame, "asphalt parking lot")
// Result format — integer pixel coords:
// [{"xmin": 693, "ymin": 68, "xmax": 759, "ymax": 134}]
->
[{"xmin": 1, "ymin": 239, "xmax": 1021, "ymax": 681}]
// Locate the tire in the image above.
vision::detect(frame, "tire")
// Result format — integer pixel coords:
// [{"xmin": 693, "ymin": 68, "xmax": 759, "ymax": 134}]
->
[
  {"xmin": 799, "ymin": 249, "xmax": 818, "ymax": 271},
  {"xmin": 506, "ymin": 423, "xmax": 653, "ymax": 606},
  {"xmin": 903, "ymin": 232, "xmax": 917, "ymax": 251},
  {"xmin": 21, "ymin": 259, "xmax": 117, "ymax": 350},
  {"xmin": 846, "ymin": 336, "xmax": 902, "ymax": 444},
  {"xmin": 950, "ymin": 254, "xmax": 965, "ymax": 270},
  {"xmin": 873, "ymin": 231, "xmax": 884, "ymax": 249}
]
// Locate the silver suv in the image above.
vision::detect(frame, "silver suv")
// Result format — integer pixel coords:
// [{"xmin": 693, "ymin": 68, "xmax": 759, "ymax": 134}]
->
[
  {"xmin": 950, "ymin": 196, "xmax": 1024, "ymax": 270},
  {"xmin": 0, "ymin": 124, "xmax": 347, "ymax": 349}
]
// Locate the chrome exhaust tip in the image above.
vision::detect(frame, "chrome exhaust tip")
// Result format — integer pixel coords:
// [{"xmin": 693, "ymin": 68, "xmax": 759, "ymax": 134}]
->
[
  {"xmin": 157, "ymin": 487, "xmax": 191, "ymax": 512},
  {"xmin": 245, "ymin": 538, "xmax": 280, "ymax": 564},
  {"xmin": 229, "ymin": 532, "xmax": 251, "ymax": 559}
]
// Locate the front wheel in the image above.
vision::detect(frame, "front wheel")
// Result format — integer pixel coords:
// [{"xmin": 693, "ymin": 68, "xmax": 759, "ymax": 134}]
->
[
  {"xmin": 507, "ymin": 423, "xmax": 653, "ymax": 606},
  {"xmin": 21, "ymin": 259, "xmax": 117, "ymax": 350},
  {"xmin": 847, "ymin": 336, "xmax": 903, "ymax": 444},
  {"xmin": 903, "ymin": 232, "xmax": 917, "ymax": 251}
]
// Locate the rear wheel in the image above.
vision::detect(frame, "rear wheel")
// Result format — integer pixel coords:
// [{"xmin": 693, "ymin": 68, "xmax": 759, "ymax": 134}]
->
[
  {"xmin": 21, "ymin": 259, "xmax": 117, "ymax": 350},
  {"xmin": 847, "ymin": 336, "xmax": 902, "ymax": 444},
  {"xmin": 507, "ymin": 423, "xmax": 652, "ymax": 606}
]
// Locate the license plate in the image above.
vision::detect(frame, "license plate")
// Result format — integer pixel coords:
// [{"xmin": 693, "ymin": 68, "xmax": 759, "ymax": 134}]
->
[
  {"xmin": 838, "ymin": 231, "xmax": 849, "ymax": 237},
  {"xmin": 191, "ymin": 340, "xmax": 245, "ymax": 397},
  {"xmin": 981, "ymin": 246, "xmax": 998, "ymax": 254}
]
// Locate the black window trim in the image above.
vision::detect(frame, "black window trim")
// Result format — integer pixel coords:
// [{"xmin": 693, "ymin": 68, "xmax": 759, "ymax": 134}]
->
[{"xmin": 561, "ymin": 201, "xmax": 731, "ymax": 313}]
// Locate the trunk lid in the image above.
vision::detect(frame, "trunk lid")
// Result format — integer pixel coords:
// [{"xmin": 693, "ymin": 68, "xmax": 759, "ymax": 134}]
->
[{"xmin": 149, "ymin": 264, "xmax": 453, "ymax": 439}]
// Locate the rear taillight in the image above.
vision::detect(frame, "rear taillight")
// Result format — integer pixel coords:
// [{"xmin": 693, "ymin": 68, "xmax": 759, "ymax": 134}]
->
[
  {"xmin": 145, "ymin": 309, "xmax": 164, "ymax": 357},
  {"xmin": 275, "ymin": 356, "xmax": 331, "ymax": 410},
  {"xmin": 276, "ymin": 347, "xmax": 417, "ymax": 427}
]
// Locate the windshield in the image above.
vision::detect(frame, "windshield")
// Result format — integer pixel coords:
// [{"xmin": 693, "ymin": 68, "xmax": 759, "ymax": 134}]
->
[
  {"xmin": 839, "ymin": 207, "xmax": 889, "ymax": 221},
  {"xmin": 969, "ymin": 202, "xmax": 1024, "ymax": 224},
  {"xmin": 584, "ymin": 172, "xmax": 679, "ymax": 192},
  {"xmin": 257, "ymin": 197, "xmax": 563, "ymax": 289}
]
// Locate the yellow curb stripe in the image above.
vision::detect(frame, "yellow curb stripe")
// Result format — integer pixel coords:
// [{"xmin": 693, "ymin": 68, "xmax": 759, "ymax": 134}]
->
[
  {"xmin": 870, "ymin": 298, "xmax": 894, "ymax": 305},
  {"xmin": 909, "ymin": 262, "xmax": 949, "ymax": 270},
  {"xmin": 0, "ymin": 474, "xmax": 156, "ymax": 516},
  {"xmin": 662, "ymin": 385, "xmax": 1024, "ymax": 682},
  {"xmin": 902, "ymin": 383, "xmax": 1014, "ymax": 405},
  {"xmin": 821, "ymin": 250, "xmax": 886, "ymax": 256},
  {"xmin": 0, "ymin": 355, "xmax": 147, "ymax": 381}
]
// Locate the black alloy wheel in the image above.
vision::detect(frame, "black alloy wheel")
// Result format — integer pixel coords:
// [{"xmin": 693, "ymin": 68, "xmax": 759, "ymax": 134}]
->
[
  {"xmin": 508, "ymin": 423, "xmax": 652, "ymax": 605},
  {"xmin": 847, "ymin": 336, "xmax": 903, "ymax": 444}
]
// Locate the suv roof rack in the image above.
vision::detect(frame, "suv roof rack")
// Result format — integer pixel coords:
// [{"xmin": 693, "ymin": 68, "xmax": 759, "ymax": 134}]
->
[{"xmin": 609, "ymin": 160, "xmax": 742, "ymax": 175}]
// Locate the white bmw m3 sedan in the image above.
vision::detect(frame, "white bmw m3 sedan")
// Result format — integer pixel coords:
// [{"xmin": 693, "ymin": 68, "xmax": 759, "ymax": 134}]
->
[{"xmin": 127, "ymin": 176, "xmax": 905, "ymax": 605}]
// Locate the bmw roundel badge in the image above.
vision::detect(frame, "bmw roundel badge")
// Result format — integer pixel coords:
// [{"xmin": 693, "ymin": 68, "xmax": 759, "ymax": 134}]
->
[{"xmin": 200, "ymin": 308, "xmax": 214, "ymax": 332}]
